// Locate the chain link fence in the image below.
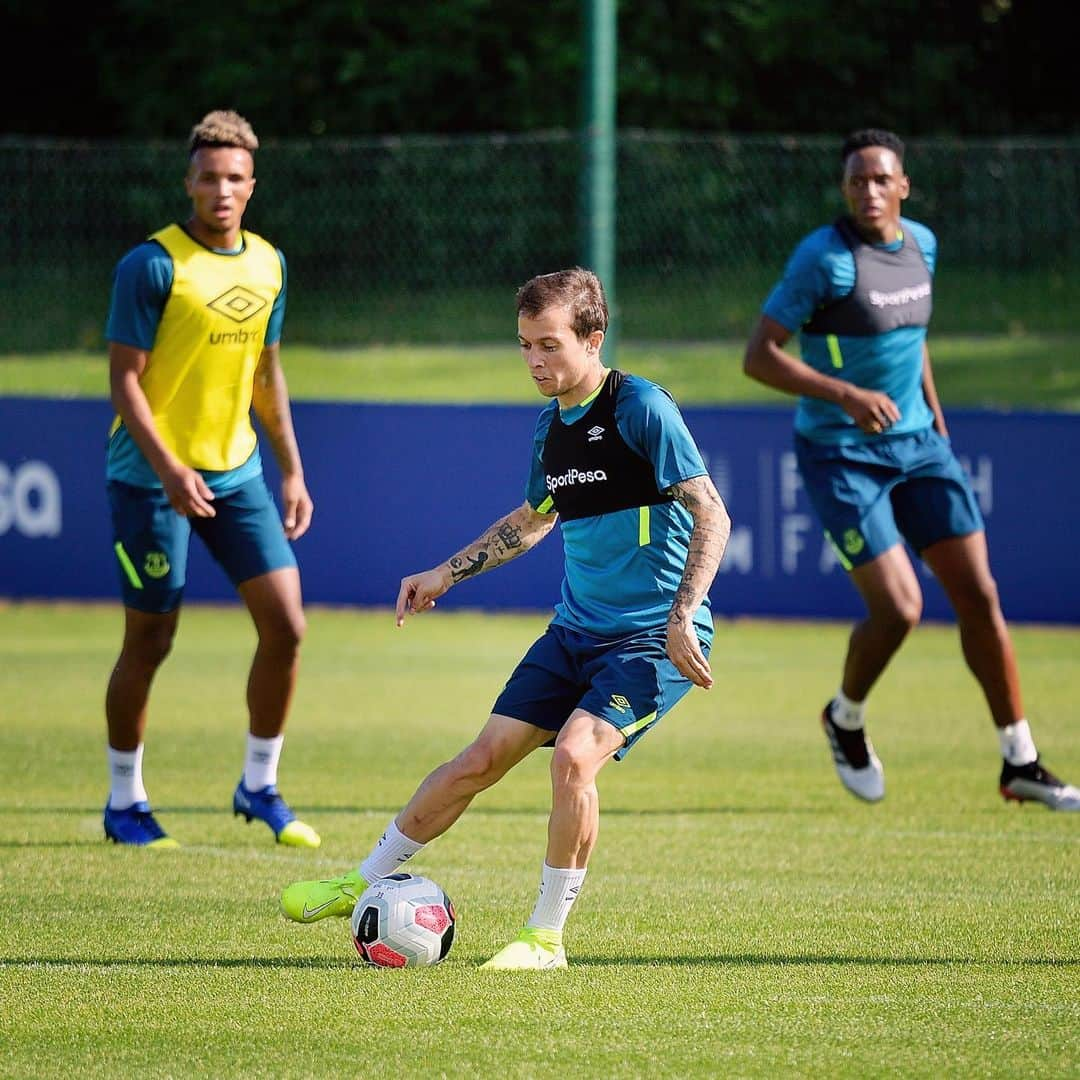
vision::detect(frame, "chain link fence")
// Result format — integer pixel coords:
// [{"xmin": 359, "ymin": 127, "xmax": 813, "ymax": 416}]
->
[{"xmin": 2, "ymin": 133, "xmax": 1077, "ymax": 351}]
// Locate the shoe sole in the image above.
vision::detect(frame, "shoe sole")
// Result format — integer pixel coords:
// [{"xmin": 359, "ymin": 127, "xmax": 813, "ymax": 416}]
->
[
  {"xmin": 105, "ymin": 831, "xmax": 179, "ymax": 849},
  {"xmin": 1000, "ymin": 783, "xmax": 1080, "ymax": 811},
  {"xmin": 235, "ymin": 807, "xmax": 320, "ymax": 846},
  {"xmin": 480, "ymin": 957, "xmax": 567, "ymax": 971}
]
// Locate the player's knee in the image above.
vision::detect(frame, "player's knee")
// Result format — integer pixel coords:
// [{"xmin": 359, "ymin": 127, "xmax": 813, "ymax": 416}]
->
[
  {"xmin": 877, "ymin": 585, "xmax": 922, "ymax": 632},
  {"xmin": 260, "ymin": 609, "xmax": 306, "ymax": 654},
  {"xmin": 895, "ymin": 592, "xmax": 923, "ymax": 630},
  {"xmin": 447, "ymin": 740, "xmax": 507, "ymax": 792},
  {"xmin": 287, "ymin": 609, "xmax": 307, "ymax": 648},
  {"xmin": 126, "ymin": 621, "xmax": 176, "ymax": 669},
  {"xmin": 549, "ymin": 742, "xmax": 593, "ymax": 791},
  {"xmin": 952, "ymin": 573, "xmax": 1001, "ymax": 623}
]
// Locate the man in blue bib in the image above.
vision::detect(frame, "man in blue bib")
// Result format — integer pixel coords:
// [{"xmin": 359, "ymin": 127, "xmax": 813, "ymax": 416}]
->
[
  {"xmin": 279, "ymin": 267, "xmax": 733, "ymax": 968},
  {"xmin": 744, "ymin": 128, "xmax": 1077, "ymax": 811},
  {"xmin": 102, "ymin": 110, "xmax": 320, "ymax": 848}
]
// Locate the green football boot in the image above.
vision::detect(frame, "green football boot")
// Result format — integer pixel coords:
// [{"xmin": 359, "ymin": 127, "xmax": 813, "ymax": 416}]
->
[
  {"xmin": 279, "ymin": 869, "xmax": 367, "ymax": 923},
  {"xmin": 480, "ymin": 926, "xmax": 568, "ymax": 970}
]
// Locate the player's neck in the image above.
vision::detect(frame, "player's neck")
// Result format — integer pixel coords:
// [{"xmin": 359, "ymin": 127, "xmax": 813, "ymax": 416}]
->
[
  {"xmin": 185, "ymin": 215, "xmax": 243, "ymax": 253},
  {"xmin": 853, "ymin": 217, "xmax": 902, "ymax": 246},
  {"xmin": 558, "ymin": 364, "xmax": 608, "ymax": 411}
]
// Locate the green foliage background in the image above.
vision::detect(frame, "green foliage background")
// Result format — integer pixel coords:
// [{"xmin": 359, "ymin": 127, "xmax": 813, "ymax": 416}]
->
[{"xmin": 3, "ymin": 1, "xmax": 1075, "ymax": 138}]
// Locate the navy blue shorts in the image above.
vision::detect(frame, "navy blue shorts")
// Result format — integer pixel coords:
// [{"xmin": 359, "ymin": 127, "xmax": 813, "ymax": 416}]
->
[
  {"xmin": 794, "ymin": 428, "xmax": 984, "ymax": 569},
  {"xmin": 108, "ymin": 475, "xmax": 297, "ymax": 613},
  {"xmin": 491, "ymin": 622, "xmax": 707, "ymax": 760}
]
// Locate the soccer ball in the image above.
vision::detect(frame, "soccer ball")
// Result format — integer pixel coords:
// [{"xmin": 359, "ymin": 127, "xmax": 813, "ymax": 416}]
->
[{"xmin": 350, "ymin": 873, "xmax": 456, "ymax": 968}]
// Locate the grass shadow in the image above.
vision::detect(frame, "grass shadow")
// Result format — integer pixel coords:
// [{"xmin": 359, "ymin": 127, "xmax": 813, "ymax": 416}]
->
[
  {"xmin": 0, "ymin": 804, "xmax": 828, "ymax": 818},
  {"xmin": 3, "ymin": 952, "xmax": 1076, "ymax": 971}
]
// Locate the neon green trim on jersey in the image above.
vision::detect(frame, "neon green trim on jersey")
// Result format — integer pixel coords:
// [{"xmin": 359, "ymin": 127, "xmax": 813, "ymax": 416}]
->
[
  {"xmin": 114, "ymin": 542, "xmax": 144, "ymax": 589},
  {"xmin": 826, "ymin": 334, "xmax": 843, "ymax": 369},
  {"xmin": 622, "ymin": 710, "xmax": 657, "ymax": 738},
  {"xmin": 824, "ymin": 531, "xmax": 854, "ymax": 571},
  {"xmin": 537, "ymin": 495, "xmax": 555, "ymax": 514},
  {"xmin": 638, "ymin": 505, "xmax": 650, "ymax": 546},
  {"xmin": 569, "ymin": 380, "xmax": 605, "ymax": 411}
]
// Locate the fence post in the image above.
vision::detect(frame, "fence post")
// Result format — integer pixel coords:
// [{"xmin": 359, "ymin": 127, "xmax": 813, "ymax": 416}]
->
[{"xmin": 581, "ymin": 0, "xmax": 618, "ymax": 362}]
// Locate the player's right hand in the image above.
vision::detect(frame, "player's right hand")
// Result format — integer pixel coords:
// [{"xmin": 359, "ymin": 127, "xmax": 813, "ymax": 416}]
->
[
  {"xmin": 843, "ymin": 387, "xmax": 901, "ymax": 435},
  {"xmin": 395, "ymin": 568, "xmax": 451, "ymax": 627},
  {"xmin": 162, "ymin": 464, "xmax": 216, "ymax": 518}
]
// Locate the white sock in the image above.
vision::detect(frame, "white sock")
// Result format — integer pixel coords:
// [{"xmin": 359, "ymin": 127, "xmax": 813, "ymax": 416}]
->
[
  {"xmin": 830, "ymin": 690, "xmax": 866, "ymax": 731},
  {"xmin": 998, "ymin": 719, "xmax": 1038, "ymax": 766},
  {"xmin": 244, "ymin": 733, "xmax": 284, "ymax": 791},
  {"xmin": 108, "ymin": 744, "xmax": 148, "ymax": 810},
  {"xmin": 526, "ymin": 863, "xmax": 587, "ymax": 934},
  {"xmin": 359, "ymin": 820, "xmax": 426, "ymax": 881}
]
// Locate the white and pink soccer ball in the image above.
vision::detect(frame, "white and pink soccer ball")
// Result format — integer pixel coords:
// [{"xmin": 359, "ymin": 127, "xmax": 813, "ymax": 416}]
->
[{"xmin": 350, "ymin": 873, "xmax": 456, "ymax": 968}]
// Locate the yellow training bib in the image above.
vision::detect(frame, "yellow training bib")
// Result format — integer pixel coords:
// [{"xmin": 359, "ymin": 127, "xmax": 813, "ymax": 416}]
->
[{"xmin": 112, "ymin": 223, "xmax": 282, "ymax": 471}]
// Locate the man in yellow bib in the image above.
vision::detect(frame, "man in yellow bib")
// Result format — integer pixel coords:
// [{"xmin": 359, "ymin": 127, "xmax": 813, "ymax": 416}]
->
[{"xmin": 102, "ymin": 110, "xmax": 320, "ymax": 848}]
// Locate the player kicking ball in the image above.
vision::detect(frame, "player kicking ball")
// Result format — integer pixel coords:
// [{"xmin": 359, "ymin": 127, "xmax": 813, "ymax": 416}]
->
[{"xmin": 280, "ymin": 267, "xmax": 731, "ymax": 968}]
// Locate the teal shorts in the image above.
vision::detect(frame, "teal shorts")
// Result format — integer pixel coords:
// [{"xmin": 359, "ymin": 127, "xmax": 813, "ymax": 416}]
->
[
  {"xmin": 108, "ymin": 475, "xmax": 297, "ymax": 613},
  {"xmin": 491, "ymin": 622, "xmax": 706, "ymax": 760},
  {"xmin": 794, "ymin": 427, "xmax": 984, "ymax": 569}
]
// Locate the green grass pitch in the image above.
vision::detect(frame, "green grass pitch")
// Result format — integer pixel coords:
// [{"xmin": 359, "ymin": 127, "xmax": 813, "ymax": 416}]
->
[{"xmin": 0, "ymin": 603, "xmax": 1077, "ymax": 1077}]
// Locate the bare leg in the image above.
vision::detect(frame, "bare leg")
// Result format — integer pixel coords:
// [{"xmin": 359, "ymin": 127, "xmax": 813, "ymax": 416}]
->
[
  {"xmin": 920, "ymin": 531, "xmax": 1023, "ymax": 728},
  {"xmin": 105, "ymin": 607, "xmax": 180, "ymax": 751},
  {"xmin": 842, "ymin": 544, "xmax": 924, "ymax": 700},
  {"xmin": 545, "ymin": 710, "xmax": 624, "ymax": 868},
  {"xmin": 398, "ymin": 714, "xmax": 553, "ymax": 843},
  {"xmin": 237, "ymin": 568, "xmax": 306, "ymax": 738}
]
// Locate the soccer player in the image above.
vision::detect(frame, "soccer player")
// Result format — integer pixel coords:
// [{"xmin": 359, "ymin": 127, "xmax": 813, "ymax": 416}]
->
[
  {"xmin": 743, "ymin": 128, "xmax": 1078, "ymax": 811},
  {"xmin": 102, "ymin": 110, "xmax": 321, "ymax": 847},
  {"xmin": 280, "ymin": 267, "xmax": 732, "ymax": 968}
]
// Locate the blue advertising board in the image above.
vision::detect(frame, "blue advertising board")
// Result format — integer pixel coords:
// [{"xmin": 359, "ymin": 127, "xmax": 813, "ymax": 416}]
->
[{"xmin": 1, "ymin": 397, "xmax": 1077, "ymax": 624}]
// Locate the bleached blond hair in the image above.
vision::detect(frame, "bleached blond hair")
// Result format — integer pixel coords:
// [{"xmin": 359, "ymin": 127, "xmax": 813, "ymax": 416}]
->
[{"xmin": 188, "ymin": 110, "xmax": 259, "ymax": 156}]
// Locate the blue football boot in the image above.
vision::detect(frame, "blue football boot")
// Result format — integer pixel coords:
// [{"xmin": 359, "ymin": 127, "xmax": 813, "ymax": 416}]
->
[
  {"xmin": 104, "ymin": 801, "xmax": 179, "ymax": 848},
  {"xmin": 232, "ymin": 780, "xmax": 321, "ymax": 847}
]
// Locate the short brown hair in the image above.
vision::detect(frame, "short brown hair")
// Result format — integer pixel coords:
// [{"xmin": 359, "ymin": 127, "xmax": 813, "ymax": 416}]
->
[
  {"xmin": 188, "ymin": 110, "xmax": 259, "ymax": 157},
  {"xmin": 516, "ymin": 267, "xmax": 608, "ymax": 340}
]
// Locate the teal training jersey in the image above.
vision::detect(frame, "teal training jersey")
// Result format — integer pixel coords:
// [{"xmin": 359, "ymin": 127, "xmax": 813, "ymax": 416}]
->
[
  {"xmin": 526, "ymin": 373, "xmax": 712, "ymax": 640},
  {"xmin": 762, "ymin": 216, "xmax": 937, "ymax": 445}
]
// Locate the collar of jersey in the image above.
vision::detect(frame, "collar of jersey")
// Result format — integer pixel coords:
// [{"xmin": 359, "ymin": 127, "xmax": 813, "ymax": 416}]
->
[{"xmin": 559, "ymin": 370, "xmax": 608, "ymax": 419}]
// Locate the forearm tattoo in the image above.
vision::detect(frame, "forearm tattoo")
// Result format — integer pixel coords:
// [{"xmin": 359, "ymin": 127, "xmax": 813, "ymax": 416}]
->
[
  {"xmin": 447, "ymin": 514, "xmax": 532, "ymax": 583},
  {"xmin": 448, "ymin": 551, "xmax": 488, "ymax": 581},
  {"xmin": 667, "ymin": 476, "xmax": 732, "ymax": 621}
]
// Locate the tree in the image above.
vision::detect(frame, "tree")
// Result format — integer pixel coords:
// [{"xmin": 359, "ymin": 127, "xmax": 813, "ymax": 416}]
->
[{"xmin": 1, "ymin": 0, "xmax": 1073, "ymax": 137}]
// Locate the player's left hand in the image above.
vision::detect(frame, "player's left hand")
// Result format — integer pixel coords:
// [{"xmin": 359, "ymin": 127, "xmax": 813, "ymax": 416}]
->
[
  {"xmin": 666, "ymin": 616, "xmax": 713, "ymax": 689},
  {"xmin": 281, "ymin": 474, "xmax": 314, "ymax": 540}
]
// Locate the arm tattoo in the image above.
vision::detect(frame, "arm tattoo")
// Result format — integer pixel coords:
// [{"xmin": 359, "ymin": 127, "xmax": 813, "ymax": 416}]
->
[
  {"xmin": 666, "ymin": 476, "xmax": 732, "ymax": 622},
  {"xmin": 448, "ymin": 552, "xmax": 488, "ymax": 582},
  {"xmin": 495, "ymin": 521, "xmax": 523, "ymax": 552},
  {"xmin": 445, "ymin": 505, "xmax": 551, "ymax": 584}
]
